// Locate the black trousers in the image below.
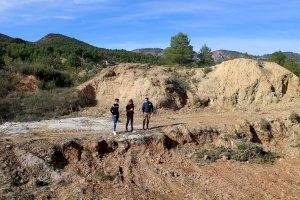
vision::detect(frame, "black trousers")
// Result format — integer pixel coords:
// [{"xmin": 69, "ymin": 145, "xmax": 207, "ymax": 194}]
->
[{"xmin": 126, "ymin": 116, "xmax": 133, "ymax": 131}]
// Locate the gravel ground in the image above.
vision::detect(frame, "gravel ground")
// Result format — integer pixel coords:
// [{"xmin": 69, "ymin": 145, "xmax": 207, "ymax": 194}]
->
[{"xmin": 0, "ymin": 117, "xmax": 122, "ymax": 135}]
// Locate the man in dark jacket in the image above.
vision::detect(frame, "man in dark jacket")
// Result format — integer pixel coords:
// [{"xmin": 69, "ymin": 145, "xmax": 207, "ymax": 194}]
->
[
  {"xmin": 142, "ymin": 97, "xmax": 154, "ymax": 130},
  {"xmin": 110, "ymin": 98, "xmax": 119, "ymax": 135},
  {"xmin": 125, "ymin": 99, "xmax": 134, "ymax": 132}
]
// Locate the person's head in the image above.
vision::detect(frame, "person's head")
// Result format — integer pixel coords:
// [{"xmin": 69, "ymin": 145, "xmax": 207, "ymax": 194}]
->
[
  {"xmin": 128, "ymin": 99, "xmax": 133, "ymax": 104},
  {"xmin": 115, "ymin": 98, "xmax": 119, "ymax": 103},
  {"xmin": 145, "ymin": 97, "xmax": 149, "ymax": 102}
]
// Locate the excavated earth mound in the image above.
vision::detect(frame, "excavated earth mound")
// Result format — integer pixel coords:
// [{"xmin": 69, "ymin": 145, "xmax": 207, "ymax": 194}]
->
[{"xmin": 78, "ymin": 59, "xmax": 299, "ymax": 112}]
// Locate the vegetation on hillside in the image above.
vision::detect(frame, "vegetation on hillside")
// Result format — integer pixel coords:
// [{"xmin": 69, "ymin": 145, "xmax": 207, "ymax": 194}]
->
[
  {"xmin": 268, "ymin": 51, "xmax": 300, "ymax": 76},
  {"xmin": 0, "ymin": 34, "xmax": 168, "ymax": 122}
]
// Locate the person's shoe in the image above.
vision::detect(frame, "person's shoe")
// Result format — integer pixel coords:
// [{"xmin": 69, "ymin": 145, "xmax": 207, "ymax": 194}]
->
[{"xmin": 113, "ymin": 131, "xmax": 117, "ymax": 136}]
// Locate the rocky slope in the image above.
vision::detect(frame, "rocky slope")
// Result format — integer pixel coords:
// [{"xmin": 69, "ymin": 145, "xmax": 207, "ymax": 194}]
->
[
  {"xmin": 212, "ymin": 50, "xmax": 247, "ymax": 63},
  {"xmin": 132, "ymin": 48, "xmax": 164, "ymax": 57}
]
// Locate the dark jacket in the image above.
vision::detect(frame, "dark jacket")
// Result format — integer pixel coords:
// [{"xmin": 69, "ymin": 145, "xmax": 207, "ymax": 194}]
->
[
  {"xmin": 142, "ymin": 101, "xmax": 153, "ymax": 113},
  {"xmin": 110, "ymin": 103, "xmax": 119, "ymax": 115},
  {"xmin": 126, "ymin": 104, "xmax": 134, "ymax": 117}
]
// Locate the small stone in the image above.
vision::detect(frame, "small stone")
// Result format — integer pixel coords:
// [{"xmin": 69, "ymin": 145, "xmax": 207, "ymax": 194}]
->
[
  {"xmin": 77, "ymin": 188, "xmax": 86, "ymax": 194},
  {"xmin": 221, "ymin": 155, "xmax": 228, "ymax": 161}
]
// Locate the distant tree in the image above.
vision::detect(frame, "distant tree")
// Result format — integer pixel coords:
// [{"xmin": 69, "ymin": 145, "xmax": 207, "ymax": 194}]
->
[
  {"xmin": 67, "ymin": 54, "xmax": 81, "ymax": 68},
  {"xmin": 284, "ymin": 57, "xmax": 300, "ymax": 76},
  {"xmin": 164, "ymin": 32, "xmax": 193, "ymax": 65},
  {"xmin": 197, "ymin": 44, "xmax": 214, "ymax": 67},
  {"xmin": 269, "ymin": 51, "xmax": 286, "ymax": 66},
  {"xmin": 241, "ymin": 52, "xmax": 253, "ymax": 59}
]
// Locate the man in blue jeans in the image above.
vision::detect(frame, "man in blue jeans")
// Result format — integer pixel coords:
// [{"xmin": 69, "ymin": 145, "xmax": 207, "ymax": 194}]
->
[
  {"xmin": 110, "ymin": 98, "xmax": 119, "ymax": 135},
  {"xmin": 142, "ymin": 97, "xmax": 154, "ymax": 130}
]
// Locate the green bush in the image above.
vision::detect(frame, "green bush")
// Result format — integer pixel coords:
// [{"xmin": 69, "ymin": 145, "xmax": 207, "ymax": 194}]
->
[
  {"xmin": 12, "ymin": 62, "xmax": 73, "ymax": 89},
  {"xmin": 289, "ymin": 112, "xmax": 300, "ymax": 123},
  {"xmin": 259, "ymin": 118, "xmax": 271, "ymax": 131},
  {"xmin": 196, "ymin": 143, "xmax": 278, "ymax": 164},
  {"xmin": 0, "ymin": 88, "xmax": 93, "ymax": 122},
  {"xmin": 203, "ymin": 67, "xmax": 213, "ymax": 74}
]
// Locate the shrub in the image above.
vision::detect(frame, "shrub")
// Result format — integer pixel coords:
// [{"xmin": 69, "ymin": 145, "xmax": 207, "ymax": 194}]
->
[
  {"xmin": 203, "ymin": 67, "xmax": 213, "ymax": 74},
  {"xmin": 97, "ymin": 168, "xmax": 114, "ymax": 181},
  {"xmin": 77, "ymin": 71, "xmax": 97, "ymax": 84},
  {"xmin": 0, "ymin": 88, "xmax": 93, "ymax": 122},
  {"xmin": 196, "ymin": 143, "xmax": 278, "ymax": 164},
  {"xmin": 259, "ymin": 118, "xmax": 271, "ymax": 131},
  {"xmin": 289, "ymin": 112, "xmax": 300, "ymax": 123},
  {"xmin": 196, "ymin": 147, "xmax": 233, "ymax": 164}
]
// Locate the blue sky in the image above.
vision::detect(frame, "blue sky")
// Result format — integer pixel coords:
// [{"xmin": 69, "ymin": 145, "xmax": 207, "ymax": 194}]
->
[{"xmin": 0, "ymin": 0, "xmax": 299, "ymax": 55}]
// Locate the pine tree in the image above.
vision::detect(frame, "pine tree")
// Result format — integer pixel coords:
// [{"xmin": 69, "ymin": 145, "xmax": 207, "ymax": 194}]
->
[
  {"xmin": 164, "ymin": 32, "xmax": 193, "ymax": 65},
  {"xmin": 197, "ymin": 44, "xmax": 214, "ymax": 67}
]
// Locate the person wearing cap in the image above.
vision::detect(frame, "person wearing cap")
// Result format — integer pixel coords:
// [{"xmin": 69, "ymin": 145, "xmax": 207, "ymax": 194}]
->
[
  {"xmin": 125, "ymin": 99, "xmax": 134, "ymax": 132},
  {"xmin": 110, "ymin": 98, "xmax": 120, "ymax": 135},
  {"xmin": 142, "ymin": 97, "xmax": 154, "ymax": 130}
]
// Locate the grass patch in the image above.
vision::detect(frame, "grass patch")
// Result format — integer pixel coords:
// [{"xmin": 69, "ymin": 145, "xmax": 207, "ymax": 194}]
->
[
  {"xmin": 203, "ymin": 67, "xmax": 213, "ymax": 74},
  {"xmin": 196, "ymin": 143, "xmax": 278, "ymax": 164},
  {"xmin": 97, "ymin": 168, "xmax": 114, "ymax": 181}
]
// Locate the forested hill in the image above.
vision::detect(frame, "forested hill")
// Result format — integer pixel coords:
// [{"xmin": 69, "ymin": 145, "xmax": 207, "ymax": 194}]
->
[
  {"xmin": 0, "ymin": 33, "xmax": 166, "ymax": 122},
  {"xmin": 0, "ymin": 33, "xmax": 166, "ymax": 67}
]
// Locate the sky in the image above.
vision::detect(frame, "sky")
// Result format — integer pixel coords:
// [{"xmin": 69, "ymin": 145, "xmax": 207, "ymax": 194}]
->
[{"xmin": 0, "ymin": 0, "xmax": 299, "ymax": 55}]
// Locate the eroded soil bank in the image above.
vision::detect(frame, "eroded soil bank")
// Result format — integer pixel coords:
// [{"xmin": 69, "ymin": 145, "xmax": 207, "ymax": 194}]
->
[{"xmin": 1, "ymin": 111, "xmax": 299, "ymax": 200}]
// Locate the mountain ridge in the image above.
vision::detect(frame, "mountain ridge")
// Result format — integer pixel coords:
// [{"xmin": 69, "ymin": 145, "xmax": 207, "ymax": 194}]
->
[{"xmin": 131, "ymin": 47, "xmax": 300, "ymax": 63}]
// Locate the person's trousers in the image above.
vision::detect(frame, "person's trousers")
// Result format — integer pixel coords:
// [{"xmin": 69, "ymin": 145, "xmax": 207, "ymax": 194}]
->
[
  {"xmin": 126, "ymin": 116, "xmax": 133, "ymax": 131},
  {"xmin": 112, "ymin": 115, "xmax": 119, "ymax": 131},
  {"xmin": 143, "ymin": 112, "xmax": 151, "ymax": 129}
]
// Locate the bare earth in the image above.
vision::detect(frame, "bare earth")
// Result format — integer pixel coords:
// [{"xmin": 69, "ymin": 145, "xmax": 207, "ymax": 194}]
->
[{"xmin": 1, "ymin": 106, "xmax": 299, "ymax": 200}]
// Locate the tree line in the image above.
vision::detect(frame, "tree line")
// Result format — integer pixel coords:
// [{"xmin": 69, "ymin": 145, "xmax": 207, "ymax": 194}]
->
[{"xmin": 163, "ymin": 32, "xmax": 299, "ymax": 76}]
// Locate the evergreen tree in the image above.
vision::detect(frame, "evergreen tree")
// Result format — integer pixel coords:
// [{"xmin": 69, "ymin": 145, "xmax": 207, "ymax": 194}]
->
[
  {"xmin": 197, "ymin": 44, "xmax": 214, "ymax": 67},
  {"xmin": 269, "ymin": 51, "xmax": 286, "ymax": 66},
  {"xmin": 164, "ymin": 32, "xmax": 193, "ymax": 65}
]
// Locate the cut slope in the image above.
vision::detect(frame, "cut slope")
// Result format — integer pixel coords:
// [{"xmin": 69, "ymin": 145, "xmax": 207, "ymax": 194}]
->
[
  {"xmin": 196, "ymin": 58, "xmax": 300, "ymax": 107},
  {"xmin": 78, "ymin": 59, "xmax": 299, "ymax": 112}
]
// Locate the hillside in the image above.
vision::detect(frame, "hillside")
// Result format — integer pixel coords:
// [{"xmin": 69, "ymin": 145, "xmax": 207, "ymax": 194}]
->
[
  {"xmin": 0, "ymin": 33, "xmax": 11, "ymax": 40},
  {"xmin": 36, "ymin": 33, "xmax": 95, "ymax": 47},
  {"xmin": 132, "ymin": 48, "xmax": 164, "ymax": 57},
  {"xmin": 263, "ymin": 52, "xmax": 300, "ymax": 63},
  {"xmin": 0, "ymin": 33, "xmax": 166, "ymax": 122},
  {"xmin": 212, "ymin": 50, "xmax": 248, "ymax": 63}
]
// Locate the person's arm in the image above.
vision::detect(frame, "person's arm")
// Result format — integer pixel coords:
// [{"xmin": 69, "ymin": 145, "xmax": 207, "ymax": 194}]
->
[
  {"xmin": 150, "ymin": 103, "xmax": 154, "ymax": 113},
  {"xmin": 110, "ymin": 105, "xmax": 114, "ymax": 114},
  {"xmin": 142, "ymin": 103, "xmax": 145, "ymax": 113}
]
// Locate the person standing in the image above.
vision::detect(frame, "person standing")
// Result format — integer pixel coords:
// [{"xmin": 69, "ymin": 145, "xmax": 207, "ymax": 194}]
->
[
  {"xmin": 110, "ymin": 98, "xmax": 119, "ymax": 135},
  {"xmin": 125, "ymin": 99, "xmax": 134, "ymax": 132},
  {"xmin": 142, "ymin": 97, "xmax": 154, "ymax": 130}
]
